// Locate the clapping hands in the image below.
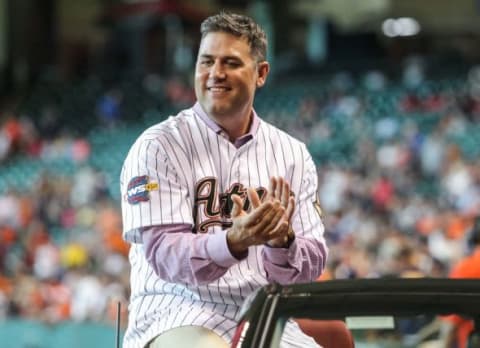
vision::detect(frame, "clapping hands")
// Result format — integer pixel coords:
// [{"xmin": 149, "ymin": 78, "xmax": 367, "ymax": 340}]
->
[{"xmin": 227, "ymin": 177, "xmax": 295, "ymax": 258}]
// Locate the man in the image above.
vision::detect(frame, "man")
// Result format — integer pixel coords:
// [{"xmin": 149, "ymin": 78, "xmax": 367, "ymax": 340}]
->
[{"xmin": 120, "ymin": 12, "xmax": 328, "ymax": 348}]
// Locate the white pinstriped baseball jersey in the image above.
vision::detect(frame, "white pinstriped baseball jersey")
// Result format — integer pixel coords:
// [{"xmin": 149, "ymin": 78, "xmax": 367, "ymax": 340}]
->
[{"xmin": 120, "ymin": 104, "xmax": 326, "ymax": 348}]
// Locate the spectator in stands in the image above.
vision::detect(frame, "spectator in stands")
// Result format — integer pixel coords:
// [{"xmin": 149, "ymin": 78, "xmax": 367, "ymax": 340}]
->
[
  {"xmin": 441, "ymin": 216, "xmax": 480, "ymax": 348},
  {"xmin": 96, "ymin": 88, "xmax": 123, "ymax": 128}
]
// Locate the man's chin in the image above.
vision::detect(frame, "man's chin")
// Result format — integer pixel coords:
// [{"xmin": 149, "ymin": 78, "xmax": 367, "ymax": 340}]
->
[{"xmin": 206, "ymin": 104, "xmax": 231, "ymax": 118}]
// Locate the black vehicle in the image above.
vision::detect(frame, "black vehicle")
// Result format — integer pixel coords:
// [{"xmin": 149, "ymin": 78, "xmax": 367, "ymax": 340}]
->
[{"xmin": 231, "ymin": 278, "xmax": 480, "ymax": 348}]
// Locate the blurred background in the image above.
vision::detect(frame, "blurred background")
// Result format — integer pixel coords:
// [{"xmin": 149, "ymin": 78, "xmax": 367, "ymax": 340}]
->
[{"xmin": 1, "ymin": 0, "xmax": 480, "ymax": 347}]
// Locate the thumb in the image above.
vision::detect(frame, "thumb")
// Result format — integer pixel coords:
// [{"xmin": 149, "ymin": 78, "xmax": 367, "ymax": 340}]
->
[{"xmin": 231, "ymin": 194, "xmax": 244, "ymax": 217}]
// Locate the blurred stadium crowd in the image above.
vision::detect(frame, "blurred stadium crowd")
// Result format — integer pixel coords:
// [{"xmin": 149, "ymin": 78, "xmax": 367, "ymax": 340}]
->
[{"xmin": 1, "ymin": 55, "xmax": 480, "ymax": 331}]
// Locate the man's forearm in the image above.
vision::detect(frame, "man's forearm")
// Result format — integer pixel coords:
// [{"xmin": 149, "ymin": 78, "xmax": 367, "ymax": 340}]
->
[
  {"xmin": 143, "ymin": 225, "xmax": 242, "ymax": 286},
  {"xmin": 262, "ymin": 235, "xmax": 328, "ymax": 285}
]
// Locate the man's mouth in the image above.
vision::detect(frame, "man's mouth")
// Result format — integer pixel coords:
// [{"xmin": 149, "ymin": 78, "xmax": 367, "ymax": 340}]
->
[{"xmin": 207, "ymin": 86, "xmax": 231, "ymax": 92}]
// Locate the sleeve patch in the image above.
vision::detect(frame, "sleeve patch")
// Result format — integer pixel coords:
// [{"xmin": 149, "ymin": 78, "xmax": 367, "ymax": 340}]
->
[{"xmin": 126, "ymin": 175, "xmax": 159, "ymax": 205}]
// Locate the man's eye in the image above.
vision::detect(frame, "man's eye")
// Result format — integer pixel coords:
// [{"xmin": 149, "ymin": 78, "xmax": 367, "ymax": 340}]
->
[
  {"xmin": 226, "ymin": 61, "xmax": 241, "ymax": 67},
  {"xmin": 200, "ymin": 60, "xmax": 213, "ymax": 66}
]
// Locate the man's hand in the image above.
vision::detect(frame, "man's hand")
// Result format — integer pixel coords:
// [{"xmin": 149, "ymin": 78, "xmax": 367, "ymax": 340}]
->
[
  {"xmin": 262, "ymin": 177, "xmax": 295, "ymax": 248},
  {"xmin": 226, "ymin": 177, "xmax": 296, "ymax": 258}
]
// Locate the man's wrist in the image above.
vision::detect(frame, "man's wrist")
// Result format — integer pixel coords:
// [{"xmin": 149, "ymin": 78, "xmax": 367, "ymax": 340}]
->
[
  {"xmin": 285, "ymin": 226, "xmax": 295, "ymax": 247},
  {"xmin": 266, "ymin": 226, "xmax": 295, "ymax": 248},
  {"xmin": 226, "ymin": 228, "xmax": 248, "ymax": 259}
]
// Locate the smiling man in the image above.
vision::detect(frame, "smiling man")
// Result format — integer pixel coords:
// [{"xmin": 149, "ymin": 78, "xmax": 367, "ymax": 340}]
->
[
  {"xmin": 194, "ymin": 27, "xmax": 268, "ymax": 141},
  {"xmin": 120, "ymin": 12, "xmax": 328, "ymax": 348}
]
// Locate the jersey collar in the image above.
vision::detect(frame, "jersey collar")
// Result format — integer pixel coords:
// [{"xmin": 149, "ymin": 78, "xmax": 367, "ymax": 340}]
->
[{"xmin": 192, "ymin": 102, "xmax": 260, "ymax": 148}]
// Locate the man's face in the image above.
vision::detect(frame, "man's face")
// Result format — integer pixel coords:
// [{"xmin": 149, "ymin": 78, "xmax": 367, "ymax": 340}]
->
[{"xmin": 195, "ymin": 31, "xmax": 269, "ymax": 122}]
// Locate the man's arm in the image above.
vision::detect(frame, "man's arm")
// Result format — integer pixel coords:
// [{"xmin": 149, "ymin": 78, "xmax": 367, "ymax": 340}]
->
[
  {"xmin": 142, "ymin": 191, "xmax": 287, "ymax": 286},
  {"xmin": 142, "ymin": 224, "xmax": 241, "ymax": 286},
  {"xmin": 262, "ymin": 155, "xmax": 328, "ymax": 285},
  {"xmin": 262, "ymin": 235, "xmax": 327, "ymax": 284},
  {"xmin": 121, "ymin": 137, "xmax": 237, "ymax": 286}
]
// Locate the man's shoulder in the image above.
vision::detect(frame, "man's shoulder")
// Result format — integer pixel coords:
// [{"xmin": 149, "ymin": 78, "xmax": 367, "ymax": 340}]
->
[
  {"xmin": 138, "ymin": 107, "xmax": 196, "ymax": 141},
  {"xmin": 259, "ymin": 119, "xmax": 307, "ymax": 148}
]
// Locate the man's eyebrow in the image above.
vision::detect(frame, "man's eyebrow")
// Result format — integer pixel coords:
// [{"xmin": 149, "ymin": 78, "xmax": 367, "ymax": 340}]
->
[{"xmin": 198, "ymin": 54, "xmax": 242, "ymax": 61}]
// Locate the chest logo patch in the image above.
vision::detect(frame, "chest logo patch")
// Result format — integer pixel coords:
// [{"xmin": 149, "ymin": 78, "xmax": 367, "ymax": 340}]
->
[{"xmin": 126, "ymin": 175, "xmax": 159, "ymax": 205}]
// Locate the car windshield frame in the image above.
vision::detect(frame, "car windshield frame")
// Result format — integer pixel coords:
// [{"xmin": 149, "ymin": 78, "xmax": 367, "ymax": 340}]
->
[{"xmin": 233, "ymin": 278, "xmax": 480, "ymax": 348}]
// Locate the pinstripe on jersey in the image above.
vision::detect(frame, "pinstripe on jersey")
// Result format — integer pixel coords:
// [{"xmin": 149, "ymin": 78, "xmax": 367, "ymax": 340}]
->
[{"xmin": 120, "ymin": 105, "xmax": 325, "ymax": 348}]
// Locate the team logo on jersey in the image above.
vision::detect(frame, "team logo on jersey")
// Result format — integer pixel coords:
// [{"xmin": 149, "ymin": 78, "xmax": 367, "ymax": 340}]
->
[
  {"xmin": 126, "ymin": 175, "xmax": 159, "ymax": 205},
  {"xmin": 193, "ymin": 178, "xmax": 271, "ymax": 233}
]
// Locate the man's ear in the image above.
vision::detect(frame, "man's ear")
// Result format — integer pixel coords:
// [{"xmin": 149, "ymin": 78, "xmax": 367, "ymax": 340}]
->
[{"xmin": 256, "ymin": 61, "xmax": 270, "ymax": 88}]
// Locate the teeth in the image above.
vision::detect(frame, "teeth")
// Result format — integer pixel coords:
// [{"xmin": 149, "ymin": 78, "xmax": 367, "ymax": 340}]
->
[{"xmin": 209, "ymin": 87, "xmax": 227, "ymax": 91}]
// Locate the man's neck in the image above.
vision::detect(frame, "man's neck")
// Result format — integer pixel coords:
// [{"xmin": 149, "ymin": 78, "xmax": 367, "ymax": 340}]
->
[
  {"xmin": 193, "ymin": 102, "xmax": 256, "ymax": 143},
  {"xmin": 219, "ymin": 113, "xmax": 252, "ymax": 141}
]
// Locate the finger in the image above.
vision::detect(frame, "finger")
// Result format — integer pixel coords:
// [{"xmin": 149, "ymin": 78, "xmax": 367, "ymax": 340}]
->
[
  {"xmin": 285, "ymin": 196, "xmax": 295, "ymax": 221},
  {"xmin": 247, "ymin": 187, "xmax": 262, "ymax": 209},
  {"xmin": 280, "ymin": 180, "xmax": 291, "ymax": 211},
  {"xmin": 231, "ymin": 194, "xmax": 244, "ymax": 217},
  {"xmin": 276, "ymin": 177, "xmax": 284, "ymax": 201},
  {"xmin": 250, "ymin": 202, "xmax": 285, "ymax": 235},
  {"xmin": 280, "ymin": 179, "xmax": 290, "ymax": 208},
  {"xmin": 243, "ymin": 200, "xmax": 274, "ymax": 227},
  {"xmin": 267, "ymin": 221, "xmax": 289, "ymax": 244},
  {"xmin": 267, "ymin": 177, "xmax": 277, "ymax": 201}
]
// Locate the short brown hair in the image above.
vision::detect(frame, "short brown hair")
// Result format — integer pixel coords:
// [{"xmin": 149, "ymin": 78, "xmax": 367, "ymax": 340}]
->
[{"xmin": 200, "ymin": 12, "xmax": 267, "ymax": 62}]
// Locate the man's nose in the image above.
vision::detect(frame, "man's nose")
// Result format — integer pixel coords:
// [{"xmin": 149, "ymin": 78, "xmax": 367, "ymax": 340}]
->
[{"xmin": 210, "ymin": 61, "xmax": 226, "ymax": 79}]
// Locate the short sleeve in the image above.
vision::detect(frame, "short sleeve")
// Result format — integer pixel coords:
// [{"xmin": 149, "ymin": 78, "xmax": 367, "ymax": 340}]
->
[{"xmin": 120, "ymin": 137, "xmax": 193, "ymax": 243}]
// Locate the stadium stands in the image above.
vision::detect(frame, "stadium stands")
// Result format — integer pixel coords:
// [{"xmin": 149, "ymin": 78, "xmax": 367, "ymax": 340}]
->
[{"xmin": 1, "ymin": 64, "xmax": 480, "ymax": 344}]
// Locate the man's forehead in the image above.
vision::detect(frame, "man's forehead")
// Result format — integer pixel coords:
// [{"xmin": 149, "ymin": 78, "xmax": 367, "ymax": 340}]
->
[{"xmin": 199, "ymin": 32, "xmax": 251, "ymax": 52}]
